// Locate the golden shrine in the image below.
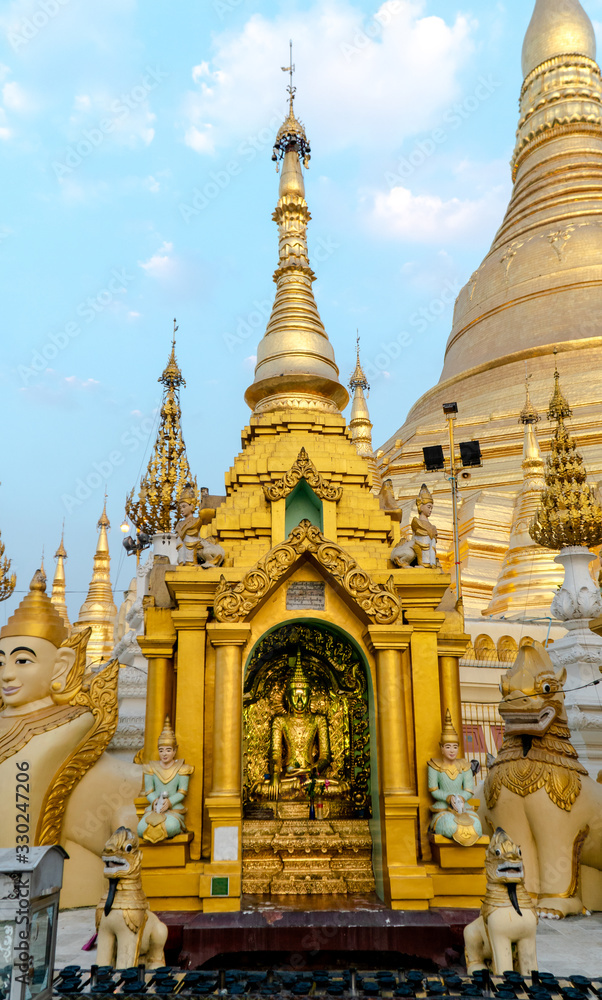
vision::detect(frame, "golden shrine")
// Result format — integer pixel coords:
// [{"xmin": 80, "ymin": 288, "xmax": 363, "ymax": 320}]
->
[{"xmin": 129, "ymin": 83, "xmax": 481, "ymax": 915}]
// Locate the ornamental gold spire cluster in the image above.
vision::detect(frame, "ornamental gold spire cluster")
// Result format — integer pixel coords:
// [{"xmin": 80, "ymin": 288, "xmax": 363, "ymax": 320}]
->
[
  {"xmin": 50, "ymin": 526, "xmax": 71, "ymax": 631},
  {"xmin": 126, "ymin": 321, "xmax": 197, "ymax": 533},
  {"xmin": 530, "ymin": 361, "xmax": 602, "ymax": 550},
  {"xmin": 72, "ymin": 499, "xmax": 117, "ymax": 664},
  {"xmin": 0, "ymin": 530, "xmax": 15, "ymax": 603},
  {"xmin": 244, "ymin": 56, "xmax": 348, "ymax": 416}
]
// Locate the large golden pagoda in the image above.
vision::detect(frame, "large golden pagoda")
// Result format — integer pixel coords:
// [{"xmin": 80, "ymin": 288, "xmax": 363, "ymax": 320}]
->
[
  {"xmin": 380, "ymin": 0, "xmax": 602, "ymax": 615},
  {"xmin": 136, "ymin": 82, "xmax": 478, "ymax": 917},
  {"xmin": 72, "ymin": 499, "xmax": 117, "ymax": 664}
]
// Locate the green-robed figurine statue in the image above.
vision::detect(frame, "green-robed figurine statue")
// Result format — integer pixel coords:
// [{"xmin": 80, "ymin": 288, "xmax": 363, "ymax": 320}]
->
[
  {"xmin": 137, "ymin": 717, "xmax": 194, "ymax": 844},
  {"xmin": 428, "ymin": 709, "xmax": 482, "ymax": 846}
]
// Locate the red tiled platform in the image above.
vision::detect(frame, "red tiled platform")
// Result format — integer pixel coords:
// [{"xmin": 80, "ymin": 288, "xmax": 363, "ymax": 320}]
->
[{"xmin": 159, "ymin": 895, "xmax": 478, "ymax": 970}]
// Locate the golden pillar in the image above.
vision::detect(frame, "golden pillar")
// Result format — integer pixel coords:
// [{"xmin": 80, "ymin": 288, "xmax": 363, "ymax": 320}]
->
[
  {"xmin": 437, "ymin": 636, "xmax": 470, "ymax": 758},
  {"xmin": 204, "ymin": 622, "xmax": 251, "ymax": 911},
  {"xmin": 138, "ymin": 607, "xmax": 176, "ymax": 763},
  {"xmin": 405, "ymin": 609, "xmax": 446, "ymax": 861},
  {"xmin": 171, "ymin": 606, "xmax": 210, "ymax": 862},
  {"xmin": 365, "ymin": 625, "xmax": 432, "ymax": 910}
]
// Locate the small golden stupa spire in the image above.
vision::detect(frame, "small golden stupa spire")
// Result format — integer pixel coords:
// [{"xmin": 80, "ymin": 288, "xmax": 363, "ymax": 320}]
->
[
  {"xmin": 50, "ymin": 524, "xmax": 71, "ymax": 632},
  {"xmin": 73, "ymin": 497, "xmax": 117, "ymax": 664},
  {"xmin": 485, "ymin": 376, "xmax": 563, "ymax": 614},
  {"xmin": 348, "ymin": 335, "xmax": 374, "ymax": 458},
  {"xmin": 244, "ymin": 48, "xmax": 349, "ymax": 416},
  {"xmin": 126, "ymin": 320, "xmax": 197, "ymax": 533},
  {"xmin": 530, "ymin": 356, "xmax": 602, "ymax": 549}
]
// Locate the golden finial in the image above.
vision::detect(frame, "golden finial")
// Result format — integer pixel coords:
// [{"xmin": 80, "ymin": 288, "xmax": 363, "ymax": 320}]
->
[
  {"xmin": 519, "ymin": 368, "xmax": 539, "ymax": 425},
  {"xmin": 349, "ymin": 333, "xmax": 370, "ymax": 393},
  {"xmin": 530, "ymin": 358, "xmax": 602, "ymax": 549},
  {"xmin": 126, "ymin": 323, "xmax": 197, "ymax": 533},
  {"xmin": 439, "ymin": 709, "xmax": 459, "ymax": 746},
  {"xmin": 547, "ymin": 348, "xmax": 572, "ymax": 423},
  {"xmin": 157, "ymin": 715, "xmax": 177, "ymax": 749},
  {"xmin": 1, "ymin": 568, "xmax": 67, "ymax": 646},
  {"xmin": 272, "ymin": 40, "xmax": 311, "ymax": 171}
]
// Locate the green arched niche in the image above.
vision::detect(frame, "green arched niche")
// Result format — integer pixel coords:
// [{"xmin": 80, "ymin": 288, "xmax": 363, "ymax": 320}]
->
[{"xmin": 285, "ymin": 480, "xmax": 323, "ymax": 534}]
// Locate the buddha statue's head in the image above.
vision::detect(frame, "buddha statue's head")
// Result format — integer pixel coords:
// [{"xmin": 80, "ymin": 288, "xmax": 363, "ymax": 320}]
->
[
  {"xmin": 439, "ymin": 708, "xmax": 460, "ymax": 763},
  {"xmin": 416, "ymin": 483, "xmax": 434, "ymax": 517},
  {"xmin": 285, "ymin": 650, "xmax": 311, "ymax": 714},
  {"xmin": 178, "ymin": 483, "xmax": 197, "ymax": 519},
  {"xmin": 157, "ymin": 715, "xmax": 178, "ymax": 766},
  {"xmin": 0, "ymin": 569, "xmax": 78, "ymax": 717}
]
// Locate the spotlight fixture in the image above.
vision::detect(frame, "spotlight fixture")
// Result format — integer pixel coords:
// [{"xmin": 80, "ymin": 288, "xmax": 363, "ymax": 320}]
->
[
  {"xmin": 422, "ymin": 445, "xmax": 445, "ymax": 472},
  {"xmin": 459, "ymin": 440, "xmax": 482, "ymax": 468}
]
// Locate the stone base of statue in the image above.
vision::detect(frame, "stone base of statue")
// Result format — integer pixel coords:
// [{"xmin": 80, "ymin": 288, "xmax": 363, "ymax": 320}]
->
[
  {"xmin": 242, "ymin": 819, "xmax": 375, "ymax": 895},
  {"xmin": 429, "ymin": 834, "xmax": 489, "ymax": 908},
  {"xmin": 139, "ymin": 831, "xmax": 194, "ymax": 869}
]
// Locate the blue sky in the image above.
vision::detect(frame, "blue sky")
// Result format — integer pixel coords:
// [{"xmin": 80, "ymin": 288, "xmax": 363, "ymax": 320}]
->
[{"xmin": 2, "ymin": 0, "xmax": 602, "ymax": 627}]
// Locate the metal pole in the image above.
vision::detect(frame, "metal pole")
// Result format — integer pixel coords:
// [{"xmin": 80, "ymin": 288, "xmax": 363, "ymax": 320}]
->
[{"xmin": 446, "ymin": 414, "xmax": 462, "ymax": 600}]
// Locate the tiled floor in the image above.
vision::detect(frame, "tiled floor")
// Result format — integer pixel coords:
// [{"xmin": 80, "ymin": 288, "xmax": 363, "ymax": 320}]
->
[{"xmin": 54, "ymin": 907, "xmax": 602, "ymax": 976}]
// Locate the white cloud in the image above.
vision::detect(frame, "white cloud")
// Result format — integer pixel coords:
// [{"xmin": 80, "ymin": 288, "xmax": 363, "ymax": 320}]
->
[
  {"xmin": 368, "ymin": 183, "xmax": 506, "ymax": 244},
  {"xmin": 2, "ymin": 81, "xmax": 32, "ymax": 112},
  {"xmin": 138, "ymin": 241, "xmax": 175, "ymax": 279},
  {"xmin": 181, "ymin": 0, "xmax": 473, "ymax": 157},
  {"xmin": 64, "ymin": 375, "xmax": 100, "ymax": 389}
]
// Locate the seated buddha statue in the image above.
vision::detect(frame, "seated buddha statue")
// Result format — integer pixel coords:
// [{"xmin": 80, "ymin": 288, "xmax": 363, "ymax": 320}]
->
[
  {"xmin": 428, "ymin": 709, "xmax": 482, "ymax": 847},
  {"xmin": 137, "ymin": 717, "xmax": 194, "ymax": 844},
  {"xmin": 253, "ymin": 652, "xmax": 347, "ymax": 803},
  {"xmin": 0, "ymin": 569, "xmax": 140, "ymax": 905}
]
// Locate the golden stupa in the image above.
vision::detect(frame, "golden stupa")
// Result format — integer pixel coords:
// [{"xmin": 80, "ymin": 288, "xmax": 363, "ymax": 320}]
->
[{"xmin": 380, "ymin": 0, "xmax": 602, "ymax": 614}]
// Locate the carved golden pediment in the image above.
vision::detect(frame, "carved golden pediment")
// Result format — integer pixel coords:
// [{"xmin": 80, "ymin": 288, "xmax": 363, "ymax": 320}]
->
[
  {"xmin": 214, "ymin": 519, "xmax": 401, "ymax": 625},
  {"xmin": 263, "ymin": 448, "xmax": 343, "ymax": 503}
]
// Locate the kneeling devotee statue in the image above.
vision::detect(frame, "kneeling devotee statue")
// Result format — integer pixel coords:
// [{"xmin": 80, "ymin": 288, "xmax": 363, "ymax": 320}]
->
[
  {"xmin": 428, "ymin": 710, "xmax": 482, "ymax": 846},
  {"xmin": 175, "ymin": 483, "xmax": 225, "ymax": 568},
  {"xmin": 138, "ymin": 717, "xmax": 194, "ymax": 844},
  {"xmin": 252, "ymin": 651, "xmax": 347, "ymax": 804},
  {"xmin": 0, "ymin": 569, "xmax": 140, "ymax": 905},
  {"xmin": 391, "ymin": 484, "xmax": 439, "ymax": 568}
]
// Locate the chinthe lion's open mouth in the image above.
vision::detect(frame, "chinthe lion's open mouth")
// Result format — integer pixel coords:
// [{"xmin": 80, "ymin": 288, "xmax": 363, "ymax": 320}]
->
[
  {"xmin": 102, "ymin": 856, "xmax": 129, "ymax": 874},
  {"xmin": 500, "ymin": 705, "xmax": 556, "ymax": 734},
  {"xmin": 496, "ymin": 861, "xmax": 524, "ymax": 879}
]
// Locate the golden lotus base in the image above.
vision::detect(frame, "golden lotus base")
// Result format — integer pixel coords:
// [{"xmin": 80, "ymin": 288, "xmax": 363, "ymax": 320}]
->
[{"xmin": 242, "ymin": 819, "xmax": 375, "ymax": 895}]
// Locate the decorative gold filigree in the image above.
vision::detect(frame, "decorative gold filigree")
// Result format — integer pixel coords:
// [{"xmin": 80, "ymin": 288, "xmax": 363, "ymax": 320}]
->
[
  {"xmin": 263, "ymin": 448, "xmax": 343, "ymax": 503},
  {"xmin": 485, "ymin": 724, "xmax": 587, "ymax": 812},
  {"xmin": 37, "ymin": 628, "xmax": 120, "ymax": 844},
  {"xmin": 126, "ymin": 321, "xmax": 197, "ymax": 533},
  {"xmin": 0, "ymin": 515, "xmax": 15, "ymax": 602},
  {"xmin": 214, "ymin": 519, "xmax": 401, "ymax": 624},
  {"xmin": 530, "ymin": 363, "xmax": 602, "ymax": 550}
]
